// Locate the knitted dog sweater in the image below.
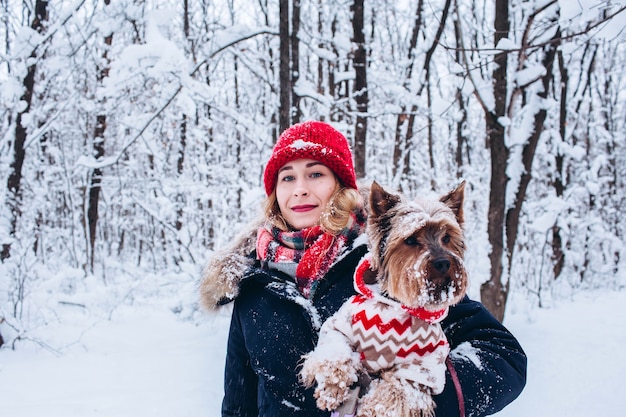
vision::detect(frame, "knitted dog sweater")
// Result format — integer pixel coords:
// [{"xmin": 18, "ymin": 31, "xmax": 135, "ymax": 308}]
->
[{"xmin": 319, "ymin": 256, "xmax": 450, "ymax": 394}]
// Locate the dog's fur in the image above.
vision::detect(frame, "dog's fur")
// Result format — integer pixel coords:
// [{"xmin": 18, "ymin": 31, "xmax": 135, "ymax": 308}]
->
[
  {"xmin": 300, "ymin": 181, "xmax": 468, "ymax": 417},
  {"xmin": 368, "ymin": 181, "xmax": 467, "ymax": 310}
]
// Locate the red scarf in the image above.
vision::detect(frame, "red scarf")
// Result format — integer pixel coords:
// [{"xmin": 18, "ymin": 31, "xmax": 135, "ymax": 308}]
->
[{"xmin": 256, "ymin": 215, "xmax": 363, "ymax": 297}]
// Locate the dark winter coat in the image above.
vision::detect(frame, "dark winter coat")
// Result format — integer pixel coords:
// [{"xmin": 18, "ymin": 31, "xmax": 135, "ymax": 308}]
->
[{"xmin": 215, "ymin": 238, "xmax": 527, "ymax": 417}]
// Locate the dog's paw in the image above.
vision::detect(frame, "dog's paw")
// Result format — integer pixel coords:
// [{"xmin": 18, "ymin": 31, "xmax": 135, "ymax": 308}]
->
[
  {"xmin": 356, "ymin": 373, "xmax": 435, "ymax": 417},
  {"xmin": 357, "ymin": 377, "xmax": 405, "ymax": 417},
  {"xmin": 300, "ymin": 357, "xmax": 359, "ymax": 411}
]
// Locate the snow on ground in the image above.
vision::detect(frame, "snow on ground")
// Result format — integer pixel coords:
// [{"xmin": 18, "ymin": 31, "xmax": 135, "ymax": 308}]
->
[
  {"xmin": 1, "ymin": 289, "xmax": 625, "ymax": 416},
  {"xmin": 493, "ymin": 289, "xmax": 626, "ymax": 416}
]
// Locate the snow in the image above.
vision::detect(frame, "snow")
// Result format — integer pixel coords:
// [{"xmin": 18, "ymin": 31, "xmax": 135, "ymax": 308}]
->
[
  {"xmin": 2, "ymin": 288, "xmax": 625, "ymax": 416},
  {"xmin": 450, "ymin": 341, "xmax": 482, "ymax": 370},
  {"xmin": 0, "ymin": 305, "xmax": 230, "ymax": 417},
  {"xmin": 495, "ymin": 289, "xmax": 626, "ymax": 416},
  {"xmin": 494, "ymin": 38, "xmax": 518, "ymax": 51},
  {"xmin": 559, "ymin": 0, "xmax": 626, "ymax": 40},
  {"xmin": 0, "ymin": 0, "xmax": 624, "ymax": 415}
]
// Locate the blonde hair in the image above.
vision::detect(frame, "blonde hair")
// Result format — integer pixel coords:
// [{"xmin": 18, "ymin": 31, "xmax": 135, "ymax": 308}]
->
[{"xmin": 264, "ymin": 185, "xmax": 362, "ymax": 235}]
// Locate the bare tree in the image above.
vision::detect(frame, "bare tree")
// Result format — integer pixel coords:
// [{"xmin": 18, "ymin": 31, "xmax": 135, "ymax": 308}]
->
[
  {"xmin": 0, "ymin": 0, "xmax": 624, "ymax": 347},
  {"xmin": 391, "ymin": 0, "xmax": 451, "ymax": 191},
  {"xmin": 477, "ymin": 1, "xmax": 563, "ymax": 320},
  {"xmin": 453, "ymin": 13, "xmax": 470, "ymax": 177},
  {"xmin": 87, "ymin": 0, "xmax": 113, "ymax": 272},
  {"xmin": 551, "ymin": 39, "xmax": 568, "ymax": 279},
  {"xmin": 392, "ymin": 0, "xmax": 423, "ymax": 189},
  {"xmin": 279, "ymin": 0, "xmax": 291, "ymax": 132},
  {"xmin": 291, "ymin": 0, "xmax": 301, "ymax": 124},
  {"xmin": 478, "ymin": 0, "xmax": 511, "ymax": 322},
  {"xmin": 2, "ymin": 0, "xmax": 48, "ymax": 262},
  {"xmin": 351, "ymin": 0, "xmax": 368, "ymax": 178}
]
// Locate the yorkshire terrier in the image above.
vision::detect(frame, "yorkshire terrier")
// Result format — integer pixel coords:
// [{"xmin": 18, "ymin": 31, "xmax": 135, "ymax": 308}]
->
[{"xmin": 300, "ymin": 181, "xmax": 468, "ymax": 417}]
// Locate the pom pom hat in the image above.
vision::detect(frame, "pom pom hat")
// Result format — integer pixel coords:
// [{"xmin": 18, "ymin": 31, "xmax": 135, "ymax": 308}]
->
[{"xmin": 263, "ymin": 121, "xmax": 358, "ymax": 195}]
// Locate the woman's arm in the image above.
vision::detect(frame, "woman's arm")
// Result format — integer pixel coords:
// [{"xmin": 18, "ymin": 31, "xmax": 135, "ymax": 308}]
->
[
  {"xmin": 434, "ymin": 296, "xmax": 527, "ymax": 417},
  {"xmin": 221, "ymin": 305, "xmax": 259, "ymax": 417}
]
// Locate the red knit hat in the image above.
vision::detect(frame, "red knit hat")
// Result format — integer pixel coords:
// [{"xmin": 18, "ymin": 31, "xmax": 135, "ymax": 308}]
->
[{"xmin": 263, "ymin": 121, "xmax": 358, "ymax": 195}]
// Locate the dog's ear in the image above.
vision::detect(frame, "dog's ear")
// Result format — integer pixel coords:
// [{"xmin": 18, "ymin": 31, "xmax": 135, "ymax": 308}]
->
[
  {"xmin": 370, "ymin": 181, "xmax": 401, "ymax": 217},
  {"xmin": 440, "ymin": 180, "xmax": 466, "ymax": 226}
]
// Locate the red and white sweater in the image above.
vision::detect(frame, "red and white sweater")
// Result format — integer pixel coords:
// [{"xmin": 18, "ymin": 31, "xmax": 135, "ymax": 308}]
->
[{"xmin": 317, "ymin": 255, "xmax": 450, "ymax": 394}]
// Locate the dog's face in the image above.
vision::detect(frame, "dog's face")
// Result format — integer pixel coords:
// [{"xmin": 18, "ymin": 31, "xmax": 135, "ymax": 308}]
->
[{"xmin": 367, "ymin": 181, "xmax": 468, "ymax": 311}]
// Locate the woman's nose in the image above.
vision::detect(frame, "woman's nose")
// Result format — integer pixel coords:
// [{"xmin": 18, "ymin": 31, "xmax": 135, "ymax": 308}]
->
[{"xmin": 293, "ymin": 180, "xmax": 308, "ymax": 196}]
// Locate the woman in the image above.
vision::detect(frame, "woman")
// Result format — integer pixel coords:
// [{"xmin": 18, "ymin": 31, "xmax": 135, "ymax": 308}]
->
[{"xmin": 200, "ymin": 121, "xmax": 526, "ymax": 417}]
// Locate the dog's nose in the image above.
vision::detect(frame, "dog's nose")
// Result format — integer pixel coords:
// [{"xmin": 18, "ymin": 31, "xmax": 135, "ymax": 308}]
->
[{"xmin": 433, "ymin": 258, "xmax": 451, "ymax": 274}]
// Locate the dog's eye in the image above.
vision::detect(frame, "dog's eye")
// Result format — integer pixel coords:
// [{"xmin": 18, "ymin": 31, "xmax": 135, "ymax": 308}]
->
[
  {"xmin": 442, "ymin": 234, "xmax": 451, "ymax": 244},
  {"xmin": 404, "ymin": 236, "xmax": 419, "ymax": 246}
]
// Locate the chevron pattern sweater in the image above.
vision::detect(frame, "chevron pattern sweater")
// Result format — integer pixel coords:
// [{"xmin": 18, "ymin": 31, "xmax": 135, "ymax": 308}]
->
[{"xmin": 318, "ymin": 256, "xmax": 450, "ymax": 394}]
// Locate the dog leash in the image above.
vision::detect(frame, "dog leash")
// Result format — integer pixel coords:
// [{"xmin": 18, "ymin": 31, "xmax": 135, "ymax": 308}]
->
[{"xmin": 446, "ymin": 357, "xmax": 466, "ymax": 417}]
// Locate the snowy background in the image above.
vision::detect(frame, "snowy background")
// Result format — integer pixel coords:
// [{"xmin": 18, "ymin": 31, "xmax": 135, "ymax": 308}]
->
[
  {"xmin": 1, "ymin": 0, "xmax": 625, "ymax": 415},
  {"xmin": 1, "ymin": 273, "xmax": 624, "ymax": 416}
]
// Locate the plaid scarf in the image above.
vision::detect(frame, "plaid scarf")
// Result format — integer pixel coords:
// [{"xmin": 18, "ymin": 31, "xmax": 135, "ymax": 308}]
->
[{"xmin": 256, "ymin": 213, "xmax": 364, "ymax": 298}]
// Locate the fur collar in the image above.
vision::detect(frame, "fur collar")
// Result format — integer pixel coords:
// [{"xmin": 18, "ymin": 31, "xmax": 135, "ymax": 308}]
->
[{"xmin": 199, "ymin": 217, "xmax": 262, "ymax": 310}]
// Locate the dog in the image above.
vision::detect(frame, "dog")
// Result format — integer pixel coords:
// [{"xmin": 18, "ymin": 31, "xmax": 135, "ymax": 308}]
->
[{"xmin": 299, "ymin": 181, "xmax": 468, "ymax": 417}]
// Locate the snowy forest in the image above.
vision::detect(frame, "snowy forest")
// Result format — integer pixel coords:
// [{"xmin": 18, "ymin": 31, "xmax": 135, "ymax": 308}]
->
[{"xmin": 0, "ymin": 0, "xmax": 624, "ymax": 349}]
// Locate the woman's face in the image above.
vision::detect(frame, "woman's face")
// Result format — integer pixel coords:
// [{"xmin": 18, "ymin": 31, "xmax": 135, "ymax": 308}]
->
[{"xmin": 275, "ymin": 158, "xmax": 338, "ymax": 230}]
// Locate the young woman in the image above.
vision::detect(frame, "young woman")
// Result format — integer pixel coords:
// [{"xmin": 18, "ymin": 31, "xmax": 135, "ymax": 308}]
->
[{"xmin": 200, "ymin": 121, "xmax": 526, "ymax": 417}]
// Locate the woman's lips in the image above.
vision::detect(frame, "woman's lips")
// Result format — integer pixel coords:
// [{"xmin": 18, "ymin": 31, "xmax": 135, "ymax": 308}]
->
[{"xmin": 291, "ymin": 204, "xmax": 317, "ymax": 212}]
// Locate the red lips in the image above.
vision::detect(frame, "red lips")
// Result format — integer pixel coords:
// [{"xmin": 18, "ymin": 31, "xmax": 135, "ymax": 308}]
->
[{"xmin": 291, "ymin": 204, "xmax": 317, "ymax": 212}]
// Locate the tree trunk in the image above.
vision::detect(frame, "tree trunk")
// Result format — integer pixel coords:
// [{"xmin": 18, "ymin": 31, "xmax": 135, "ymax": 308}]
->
[
  {"xmin": 506, "ymin": 36, "xmax": 559, "ymax": 274},
  {"xmin": 176, "ymin": 113, "xmax": 187, "ymax": 234},
  {"xmin": 279, "ymin": 0, "xmax": 290, "ymax": 132},
  {"xmin": 2, "ymin": 0, "xmax": 48, "ymax": 262},
  {"xmin": 328, "ymin": 16, "xmax": 336, "ymax": 100},
  {"xmin": 291, "ymin": 0, "xmax": 301, "ymax": 125},
  {"xmin": 351, "ymin": 0, "xmax": 367, "ymax": 179},
  {"xmin": 453, "ymin": 15, "xmax": 469, "ymax": 178},
  {"xmin": 229, "ymin": 1, "xmax": 243, "ymax": 212},
  {"xmin": 422, "ymin": 0, "xmax": 451, "ymax": 182},
  {"xmin": 551, "ymin": 45, "xmax": 567, "ymax": 279},
  {"xmin": 87, "ymin": 117, "xmax": 106, "ymax": 272},
  {"xmin": 481, "ymin": 0, "xmax": 509, "ymax": 322},
  {"xmin": 392, "ymin": 0, "xmax": 450, "ymax": 191},
  {"xmin": 392, "ymin": 0, "xmax": 422, "ymax": 188},
  {"xmin": 482, "ymin": 115, "xmax": 509, "ymax": 322},
  {"xmin": 87, "ymin": 0, "xmax": 112, "ymax": 272},
  {"xmin": 316, "ymin": 6, "xmax": 324, "ymax": 96}
]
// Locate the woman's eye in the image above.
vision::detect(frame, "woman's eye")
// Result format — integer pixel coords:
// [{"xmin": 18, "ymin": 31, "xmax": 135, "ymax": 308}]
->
[
  {"xmin": 404, "ymin": 236, "xmax": 419, "ymax": 246},
  {"xmin": 280, "ymin": 175, "xmax": 295, "ymax": 182},
  {"xmin": 442, "ymin": 234, "xmax": 450, "ymax": 244},
  {"xmin": 310, "ymin": 172, "xmax": 323, "ymax": 178}
]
